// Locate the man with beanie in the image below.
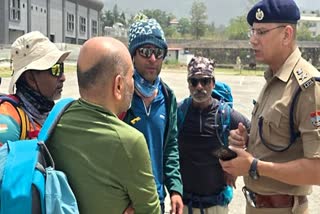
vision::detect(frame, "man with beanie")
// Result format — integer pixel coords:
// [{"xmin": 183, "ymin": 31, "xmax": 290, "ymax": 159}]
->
[
  {"xmin": 0, "ymin": 31, "xmax": 70, "ymax": 145},
  {"xmin": 123, "ymin": 15, "xmax": 183, "ymax": 214},
  {"xmin": 220, "ymin": 0, "xmax": 320, "ymax": 213}
]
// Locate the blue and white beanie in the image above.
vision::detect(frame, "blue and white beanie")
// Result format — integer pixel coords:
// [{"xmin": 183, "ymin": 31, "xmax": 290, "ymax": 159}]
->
[{"xmin": 128, "ymin": 16, "xmax": 168, "ymax": 58}]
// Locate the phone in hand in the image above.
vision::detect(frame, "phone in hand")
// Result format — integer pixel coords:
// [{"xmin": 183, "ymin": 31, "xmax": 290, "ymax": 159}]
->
[{"xmin": 212, "ymin": 146, "xmax": 237, "ymax": 161}]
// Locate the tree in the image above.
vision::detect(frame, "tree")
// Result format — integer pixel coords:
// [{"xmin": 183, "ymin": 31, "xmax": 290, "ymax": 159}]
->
[
  {"xmin": 297, "ymin": 23, "xmax": 313, "ymax": 41},
  {"xmin": 140, "ymin": 9, "xmax": 177, "ymax": 37},
  {"xmin": 177, "ymin": 18, "xmax": 191, "ymax": 36},
  {"xmin": 112, "ymin": 4, "xmax": 119, "ymax": 24},
  {"xmin": 100, "ymin": 10, "xmax": 114, "ymax": 28},
  {"xmin": 190, "ymin": 0, "xmax": 208, "ymax": 39},
  {"xmin": 225, "ymin": 16, "xmax": 248, "ymax": 40}
]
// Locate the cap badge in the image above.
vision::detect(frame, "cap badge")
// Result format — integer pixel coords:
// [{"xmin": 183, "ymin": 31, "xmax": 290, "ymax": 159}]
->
[{"xmin": 256, "ymin": 8, "xmax": 264, "ymax": 21}]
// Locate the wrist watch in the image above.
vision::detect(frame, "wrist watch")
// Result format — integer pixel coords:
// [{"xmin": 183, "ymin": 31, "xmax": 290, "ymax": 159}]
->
[{"xmin": 249, "ymin": 158, "xmax": 260, "ymax": 180}]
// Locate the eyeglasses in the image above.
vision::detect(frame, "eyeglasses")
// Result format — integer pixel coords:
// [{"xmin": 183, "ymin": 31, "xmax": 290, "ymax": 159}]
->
[
  {"xmin": 50, "ymin": 63, "xmax": 64, "ymax": 77},
  {"xmin": 247, "ymin": 25, "xmax": 286, "ymax": 38},
  {"xmin": 188, "ymin": 77, "xmax": 212, "ymax": 87},
  {"xmin": 138, "ymin": 47, "xmax": 165, "ymax": 59}
]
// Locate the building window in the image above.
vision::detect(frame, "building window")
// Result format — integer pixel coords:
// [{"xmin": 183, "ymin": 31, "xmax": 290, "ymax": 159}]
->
[
  {"xmin": 92, "ymin": 20, "xmax": 97, "ymax": 36},
  {"xmin": 79, "ymin": 16, "xmax": 86, "ymax": 34},
  {"xmin": 9, "ymin": 0, "xmax": 21, "ymax": 21},
  {"xmin": 67, "ymin": 13, "xmax": 75, "ymax": 32}
]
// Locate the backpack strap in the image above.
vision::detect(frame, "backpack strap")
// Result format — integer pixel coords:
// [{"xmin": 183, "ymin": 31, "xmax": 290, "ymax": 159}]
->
[
  {"xmin": 215, "ymin": 100, "xmax": 232, "ymax": 146},
  {"xmin": 177, "ymin": 97, "xmax": 192, "ymax": 132},
  {"xmin": 38, "ymin": 97, "xmax": 75, "ymax": 142},
  {"xmin": 0, "ymin": 95, "xmax": 30, "ymax": 140}
]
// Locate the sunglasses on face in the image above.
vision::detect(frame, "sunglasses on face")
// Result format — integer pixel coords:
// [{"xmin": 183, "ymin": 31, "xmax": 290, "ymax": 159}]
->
[
  {"xmin": 138, "ymin": 47, "xmax": 165, "ymax": 59},
  {"xmin": 188, "ymin": 77, "xmax": 212, "ymax": 87},
  {"xmin": 50, "ymin": 63, "xmax": 64, "ymax": 77}
]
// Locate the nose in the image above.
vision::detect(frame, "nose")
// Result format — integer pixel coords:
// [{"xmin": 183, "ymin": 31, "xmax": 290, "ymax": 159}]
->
[
  {"xmin": 249, "ymin": 35, "xmax": 258, "ymax": 46},
  {"xmin": 59, "ymin": 73, "xmax": 66, "ymax": 82},
  {"xmin": 148, "ymin": 53, "xmax": 157, "ymax": 62}
]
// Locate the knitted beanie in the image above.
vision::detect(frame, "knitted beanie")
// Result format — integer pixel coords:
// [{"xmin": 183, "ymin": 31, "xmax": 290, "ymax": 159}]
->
[{"xmin": 128, "ymin": 17, "xmax": 168, "ymax": 58}]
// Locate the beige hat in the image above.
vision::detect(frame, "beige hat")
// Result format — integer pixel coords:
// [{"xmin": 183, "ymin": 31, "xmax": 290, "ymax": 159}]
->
[{"xmin": 9, "ymin": 31, "xmax": 71, "ymax": 93}]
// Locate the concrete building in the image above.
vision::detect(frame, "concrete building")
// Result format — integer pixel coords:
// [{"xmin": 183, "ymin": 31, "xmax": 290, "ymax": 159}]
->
[
  {"xmin": 0, "ymin": 0, "xmax": 103, "ymax": 45},
  {"xmin": 300, "ymin": 16, "xmax": 320, "ymax": 37}
]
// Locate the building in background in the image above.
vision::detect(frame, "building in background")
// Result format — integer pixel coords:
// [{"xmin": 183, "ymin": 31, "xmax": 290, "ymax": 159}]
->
[
  {"xmin": 300, "ymin": 16, "xmax": 320, "ymax": 37},
  {"xmin": 0, "ymin": 0, "xmax": 103, "ymax": 45}
]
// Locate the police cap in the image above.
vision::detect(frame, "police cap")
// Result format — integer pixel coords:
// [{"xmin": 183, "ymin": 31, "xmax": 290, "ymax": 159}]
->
[{"xmin": 247, "ymin": 0, "xmax": 300, "ymax": 26}]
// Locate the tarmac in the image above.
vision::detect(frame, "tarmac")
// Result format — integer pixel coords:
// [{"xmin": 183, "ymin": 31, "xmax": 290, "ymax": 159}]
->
[{"xmin": 1, "ymin": 69, "xmax": 319, "ymax": 213}]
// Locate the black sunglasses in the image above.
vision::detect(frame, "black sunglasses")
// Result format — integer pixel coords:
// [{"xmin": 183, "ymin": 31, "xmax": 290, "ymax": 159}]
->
[
  {"xmin": 138, "ymin": 47, "xmax": 165, "ymax": 59},
  {"xmin": 49, "ymin": 63, "xmax": 64, "ymax": 77},
  {"xmin": 188, "ymin": 77, "xmax": 213, "ymax": 87}
]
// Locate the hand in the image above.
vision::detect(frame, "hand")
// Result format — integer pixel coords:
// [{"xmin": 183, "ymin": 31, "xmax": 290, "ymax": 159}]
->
[
  {"xmin": 219, "ymin": 146, "xmax": 254, "ymax": 177},
  {"xmin": 224, "ymin": 172, "xmax": 237, "ymax": 189},
  {"xmin": 123, "ymin": 205, "xmax": 134, "ymax": 214},
  {"xmin": 228, "ymin": 122, "xmax": 248, "ymax": 148},
  {"xmin": 170, "ymin": 192, "xmax": 183, "ymax": 214}
]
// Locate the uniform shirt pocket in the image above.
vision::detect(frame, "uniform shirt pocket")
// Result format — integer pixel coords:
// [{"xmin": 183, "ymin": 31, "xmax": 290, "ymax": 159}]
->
[{"xmin": 260, "ymin": 107, "xmax": 290, "ymax": 149}]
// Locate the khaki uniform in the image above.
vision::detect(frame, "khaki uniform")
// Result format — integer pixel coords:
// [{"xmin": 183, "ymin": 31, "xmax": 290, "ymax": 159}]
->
[{"xmin": 245, "ymin": 48, "xmax": 320, "ymax": 213}]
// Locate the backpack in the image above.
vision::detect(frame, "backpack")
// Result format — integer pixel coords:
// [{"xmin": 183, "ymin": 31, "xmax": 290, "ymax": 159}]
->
[
  {"xmin": 177, "ymin": 81, "xmax": 233, "ymax": 146},
  {"xmin": 0, "ymin": 94, "xmax": 33, "ymax": 139},
  {"xmin": 0, "ymin": 97, "xmax": 79, "ymax": 214}
]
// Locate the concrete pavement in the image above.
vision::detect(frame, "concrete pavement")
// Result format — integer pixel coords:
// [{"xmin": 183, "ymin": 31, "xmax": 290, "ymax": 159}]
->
[{"xmin": 1, "ymin": 70, "xmax": 319, "ymax": 213}]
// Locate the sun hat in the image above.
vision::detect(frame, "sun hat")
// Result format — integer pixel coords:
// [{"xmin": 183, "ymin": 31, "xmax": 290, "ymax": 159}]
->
[{"xmin": 9, "ymin": 31, "xmax": 71, "ymax": 93}]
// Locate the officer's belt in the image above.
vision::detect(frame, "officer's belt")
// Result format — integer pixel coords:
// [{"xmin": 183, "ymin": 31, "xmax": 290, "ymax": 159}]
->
[{"xmin": 243, "ymin": 187, "xmax": 307, "ymax": 208}]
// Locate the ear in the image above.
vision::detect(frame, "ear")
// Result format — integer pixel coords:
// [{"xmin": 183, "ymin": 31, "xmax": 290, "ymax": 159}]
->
[
  {"xmin": 113, "ymin": 74, "xmax": 123, "ymax": 101},
  {"xmin": 23, "ymin": 71, "xmax": 37, "ymax": 90},
  {"xmin": 282, "ymin": 25, "xmax": 293, "ymax": 46}
]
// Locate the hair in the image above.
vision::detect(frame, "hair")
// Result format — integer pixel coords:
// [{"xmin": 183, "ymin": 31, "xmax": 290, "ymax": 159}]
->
[{"xmin": 77, "ymin": 51, "xmax": 130, "ymax": 91}]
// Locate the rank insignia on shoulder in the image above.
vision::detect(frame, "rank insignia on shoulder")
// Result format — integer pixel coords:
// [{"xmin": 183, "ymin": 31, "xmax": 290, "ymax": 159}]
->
[
  {"xmin": 310, "ymin": 111, "xmax": 320, "ymax": 128},
  {"xmin": 293, "ymin": 68, "xmax": 314, "ymax": 90},
  {"xmin": 303, "ymin": 78, "xmax": 314, "ymax": 89}
]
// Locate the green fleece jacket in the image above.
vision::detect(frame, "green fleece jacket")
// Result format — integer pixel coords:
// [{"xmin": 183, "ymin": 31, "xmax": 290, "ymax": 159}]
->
[{"xmin": 47, "ymin": 99, "xmax": 160, "ymax": 214}]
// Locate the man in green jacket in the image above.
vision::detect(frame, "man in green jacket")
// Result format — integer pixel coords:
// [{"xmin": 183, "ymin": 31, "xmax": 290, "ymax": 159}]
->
[
  {"xmin": 123, "ymin": 14, "xmax": 183, "ymax": 214},
  {"xmin": 47, "ymin": 37, "xmax": 160, "ymax": 214}
]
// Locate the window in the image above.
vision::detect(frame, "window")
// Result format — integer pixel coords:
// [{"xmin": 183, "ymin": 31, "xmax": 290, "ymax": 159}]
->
[
  {"xmin": 79, "ymin": 16, "xmax": 86, "ymax": 34},
  {"xmin": 92, "ymin": 20, "xmax": 97, "ymax": 36},
  {"xmin": 9, "ymin": 0, "xmax": 21, "ymax": 21},
  {"xmin": 67, "ymin": 13, "xmax": 75, "ymax": 32}
]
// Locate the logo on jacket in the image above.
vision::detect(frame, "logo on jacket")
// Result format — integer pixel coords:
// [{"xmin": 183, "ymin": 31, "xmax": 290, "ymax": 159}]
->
[
  {"xmin": 310, "ymin": 111, "xmax": 320, "ymax": 128},
  {"xmin": 130, "ymin": 117, "xmax": 141, "ymax": 125}
]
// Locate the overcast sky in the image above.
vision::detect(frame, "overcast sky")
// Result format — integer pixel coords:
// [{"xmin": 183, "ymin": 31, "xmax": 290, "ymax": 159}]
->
[{"xmin": 103, "ymin": 0, "xmax": 315, "ymax": 26}]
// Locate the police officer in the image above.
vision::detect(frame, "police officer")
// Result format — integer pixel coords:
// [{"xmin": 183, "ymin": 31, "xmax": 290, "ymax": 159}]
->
[{"xmin": 220, "ymin": 0, "xmax": 320, "ymax": 213}]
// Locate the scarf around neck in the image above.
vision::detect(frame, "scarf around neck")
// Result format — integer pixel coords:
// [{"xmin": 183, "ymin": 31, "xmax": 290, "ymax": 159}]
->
[
  {"xmin": 16, "ymin": 82, "xmax": 54, "ymax": 124},
  {"xmin": 134, "ymin": 69, "xmax": 160, "ymax": 98}
]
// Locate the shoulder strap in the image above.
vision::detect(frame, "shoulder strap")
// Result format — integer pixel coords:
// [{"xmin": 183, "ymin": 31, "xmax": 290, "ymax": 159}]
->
[
  {"xmin": 0, "ymin": 95, "xmax": 29, "ymax": 140},
  {"xmin": 177, "ymin": 97, "xmax": 192, "ymax": 132},
  {"xmin": 289, "ymin": 76, "xmax": 320, "ymax": 144},
  {"xmin": 215, "ymin": 100, "xmax": 232, "ymax": 146},
  {"xmin": 38, "ymin": 98, "xmax": 75, "ymax": 142}
]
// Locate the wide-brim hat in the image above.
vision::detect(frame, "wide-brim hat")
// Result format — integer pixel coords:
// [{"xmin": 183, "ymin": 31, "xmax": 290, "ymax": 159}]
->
[{"xmin": 9, "ymin": 31, "xmax": 71, "ymax": 94}]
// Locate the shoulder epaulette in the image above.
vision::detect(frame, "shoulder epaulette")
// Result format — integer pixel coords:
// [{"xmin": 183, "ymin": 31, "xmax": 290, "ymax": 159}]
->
[{"xmin": 293, "ymin": 63, "xmax": 315, "ymax": 91}]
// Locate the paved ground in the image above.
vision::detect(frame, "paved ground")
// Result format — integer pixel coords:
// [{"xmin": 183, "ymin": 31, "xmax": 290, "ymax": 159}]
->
[{"xmin": 1, "ymin": 70, "xmax": 319, "ymax": 213}]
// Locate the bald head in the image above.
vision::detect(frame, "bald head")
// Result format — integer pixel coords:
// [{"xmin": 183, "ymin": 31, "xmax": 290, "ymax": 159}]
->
[{"xmin": 77, "ymin": 37, "xmax": 132, "ymax": 95}]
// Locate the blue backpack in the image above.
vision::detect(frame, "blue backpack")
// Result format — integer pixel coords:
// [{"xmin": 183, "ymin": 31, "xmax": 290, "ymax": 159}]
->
[{"xmin": 0, "ymin": 98, "xmax": 79, "ymax": 214}]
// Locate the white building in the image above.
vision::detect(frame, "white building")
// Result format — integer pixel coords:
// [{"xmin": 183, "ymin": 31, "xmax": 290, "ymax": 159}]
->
[
  {"xmin": 0, "ymin": 0, "xmax": 104, "ymax": 44},
  {"xmin": 300, "ymin": 15, "xmax": 320, "ymax": 37}
]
